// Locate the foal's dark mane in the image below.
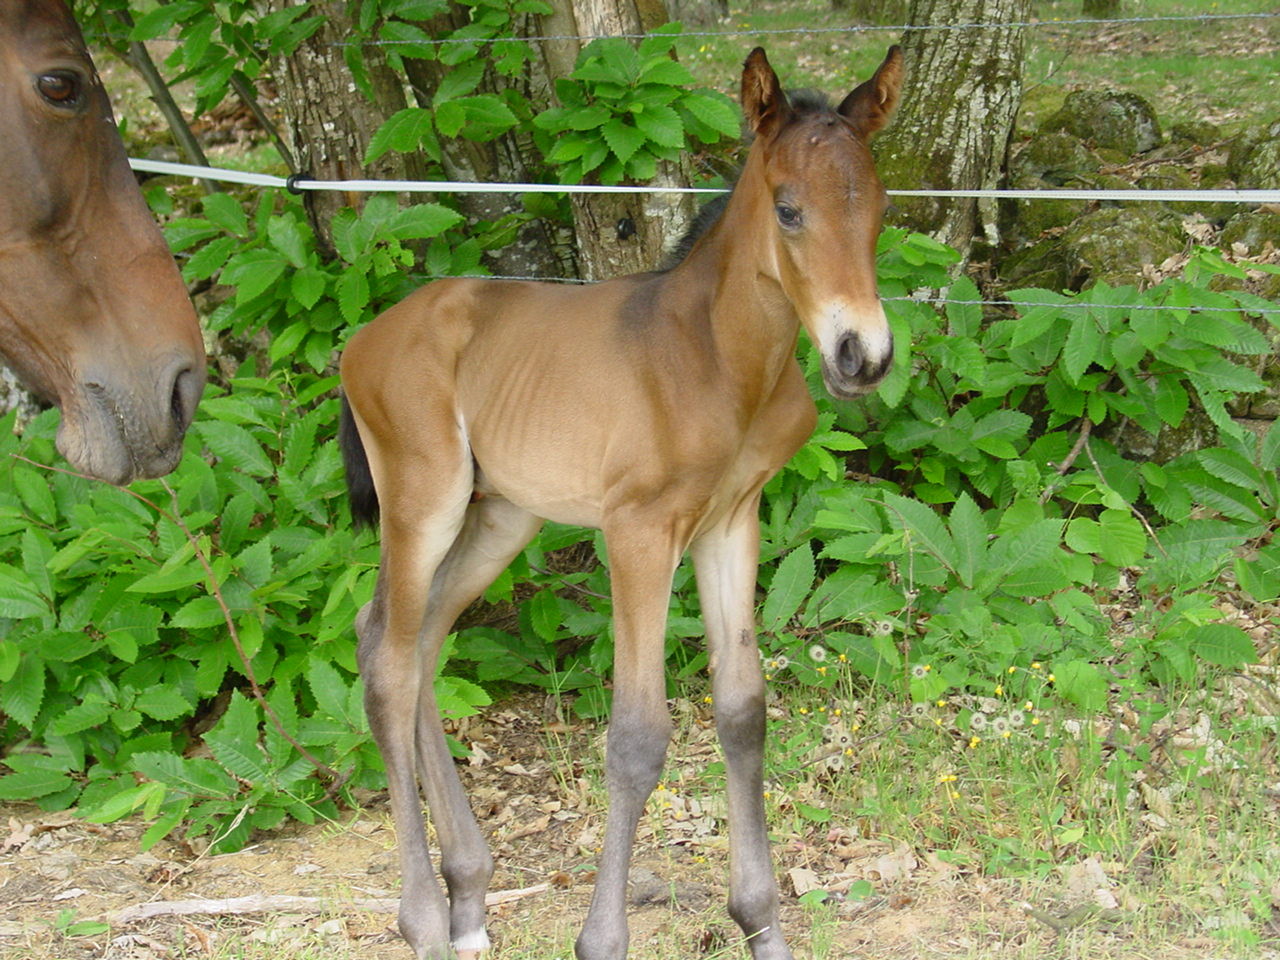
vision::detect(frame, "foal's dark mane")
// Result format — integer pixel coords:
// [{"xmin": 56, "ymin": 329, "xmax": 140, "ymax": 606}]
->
[{"xmin": 661, "ymin": 88, "xmax": 838, "ymax": 271}]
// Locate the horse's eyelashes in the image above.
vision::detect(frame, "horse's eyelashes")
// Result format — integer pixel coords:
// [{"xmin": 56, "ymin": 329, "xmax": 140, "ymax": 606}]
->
[{"xmin": 36, "ymin": 71, "xmax": 83, "ymax": 108}]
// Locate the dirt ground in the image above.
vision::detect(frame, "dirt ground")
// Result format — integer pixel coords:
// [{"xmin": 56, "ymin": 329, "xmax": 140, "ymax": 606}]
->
[{"xmin": 3, "ymin": 695, "xmax": 1274, "ymax": 960}]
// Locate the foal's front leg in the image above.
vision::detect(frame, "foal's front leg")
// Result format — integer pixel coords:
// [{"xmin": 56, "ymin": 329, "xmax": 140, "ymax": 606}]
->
[
  {"xmin": 691, "ymin": 509, "xmax": 794, "ymax": 960},
  {"xmin": 355, "ymin": 447, "xmax": 473, "ymax": 960},
  {"xmin": 575, "ymin": 522, "xmax": 682, "ymax": 960}
]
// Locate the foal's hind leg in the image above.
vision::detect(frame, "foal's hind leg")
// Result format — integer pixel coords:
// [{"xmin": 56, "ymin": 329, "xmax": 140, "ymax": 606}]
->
[
  {"xmin": 410, "ymin": 496, "xmax": 543, "ymax": 957},
  {"xmin": 691, "ymin": 508, "xmax": 793, "ymax": 960},
  {"xmin": 354, "ymin": 428, "xmax": 473, "ymax": 960}
]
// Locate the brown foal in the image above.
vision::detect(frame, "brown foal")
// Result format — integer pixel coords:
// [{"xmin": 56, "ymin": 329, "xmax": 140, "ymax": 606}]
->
[{"xmin": 340, "ymin": 46, "xmax": 903, "ymax": 960}]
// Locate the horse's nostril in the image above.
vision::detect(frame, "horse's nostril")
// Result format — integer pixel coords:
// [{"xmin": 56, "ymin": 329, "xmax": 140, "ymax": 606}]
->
[
  {"xmin": 835, "ymin": 334, "xmax": 862, "ymax": 379},
  {"xmin": 170, "ymin": 368, "xmax": 197, "ymax": 434}
]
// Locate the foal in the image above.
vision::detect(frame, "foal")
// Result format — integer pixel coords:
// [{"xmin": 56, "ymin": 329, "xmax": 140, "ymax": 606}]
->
[{"xmin": 340, "ymin": 46, "xmax": 903, "ymax": 960}]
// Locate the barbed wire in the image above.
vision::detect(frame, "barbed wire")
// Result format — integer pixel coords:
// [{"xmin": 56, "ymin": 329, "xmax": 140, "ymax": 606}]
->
[{"xmin": 337, "ymin": 11, "xmax": 1280, "ymax": 47}]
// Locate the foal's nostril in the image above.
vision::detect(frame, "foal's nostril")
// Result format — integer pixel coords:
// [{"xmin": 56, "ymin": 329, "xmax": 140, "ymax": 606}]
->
[{"xmin": 835, "ymin": 333, "xmax": 862, "ymax": 379}]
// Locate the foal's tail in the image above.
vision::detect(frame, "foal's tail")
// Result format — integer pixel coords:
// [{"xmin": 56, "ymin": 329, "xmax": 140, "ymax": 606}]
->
[{"xmin": 339, "ymin": 394, "xmax": 380, "ymax": 530}]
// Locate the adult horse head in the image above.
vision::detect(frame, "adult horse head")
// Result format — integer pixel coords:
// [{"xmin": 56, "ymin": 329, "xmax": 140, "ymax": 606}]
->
[{"xmin": 0, "ymin": 0, "xmax": 205, "ymax": 484}]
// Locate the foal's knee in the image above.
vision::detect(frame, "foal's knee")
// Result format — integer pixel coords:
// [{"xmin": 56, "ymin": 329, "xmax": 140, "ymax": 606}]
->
[
  {"xmin": 715, "ymin": 692, "xmax": 765, "ymax": 758},
  {"xmin": 606, "ymin": 715, "xmax": 671, "ymax": 795}
]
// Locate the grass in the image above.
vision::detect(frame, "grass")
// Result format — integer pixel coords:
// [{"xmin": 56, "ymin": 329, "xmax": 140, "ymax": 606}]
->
[{"xmin": 668, "ymin": 0, "xmax": 1280, "ymax": 142}]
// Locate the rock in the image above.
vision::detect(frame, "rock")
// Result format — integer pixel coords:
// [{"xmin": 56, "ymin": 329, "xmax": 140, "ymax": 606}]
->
[
  {"xmin": 1196, "ymin": 163, "xmax": 1242, "ymax": 224},
  {"xmin": 1005, "ymin": 174, "xmax": 1089, "ymax": 242},
  {"xmin": 1059, "ymin": 207, "xmax": 1185, "ymax": 287},
  {"xmin": 1226, "ymin": 119, "xmax": 1280, "ymax": 186},
  {"xmin": 1042, "ymin": 89, "xmax": 1162, "ymax": 156},
  {"xmin": 1136, "ymin": 163, "xmax": 1199, "ymax": 215},
  {"xmin": 1001, "ymin": 207, "xmax": 1185, "ymax": 291},
  {"xmin": 1169, "ymin": 120, "xmax": 1224, "ymax": 146},
  {"xmin": 1220, "ymin": 211, "xmax": 1280, "ymax": 253},
  {"xmin": 1010, "ymin": 131, "xmax": 1101, "ymax": 185}
]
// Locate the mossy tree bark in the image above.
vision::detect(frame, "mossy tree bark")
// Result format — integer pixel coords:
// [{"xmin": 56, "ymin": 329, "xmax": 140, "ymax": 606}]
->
[
  {"xmin": 267, "ymin": 0, "xmax": 427, "ymax": 256},
  {"xmin": 542, "ymin": 0, "xmax": 697, "ymax": 281},
  {"xmin": 873, "ymin": 0, "xmax": 1029, "ymax": 260},
  {"xmin": 401, "ymin": 8, "xmax": 574, "ymax": 279}
]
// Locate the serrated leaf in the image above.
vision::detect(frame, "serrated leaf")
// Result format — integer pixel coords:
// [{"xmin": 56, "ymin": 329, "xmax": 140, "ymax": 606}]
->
[
  {"xmin": 0, "ymin": 654, "xmax": 44, "ymax": 727},
  {"xmin": 1097, "ymin": 509, "xmax": 1146, "ymax": 567},
  {"xmin": 1061, "ymin": 314, "xmax": 1103, "ymax": 384},
  {"xmin": 680, "ymin": 92, "xmax": 739, "ymax": 139},
  {"xmin": 389, "ymin": 204, "xmax": 464, "ymax": 240},
  {"xmin": 337, "ymin": 270, "xmax": 371, "ymax": 325},
  {"xmin": 881, "ymin": 493, "xmax": 956, "ymax": 574},
  {"xmin": 0, "ymin": 565, "xmax": 48, "ymax": 618},
  {"xmin": 601, "ymin": 117, "xmax": 647, "ymax": 165},
  {"xmin": 205, "ymin": 693, "xmax": 268, "ymax": 783},
  {"xmin": 528, "ymin": 588, "xmax": 561, "ymax": 642},
  {"xmin": 366, "ymin": 108, "xmax": 435, "ymax": 163},
  {"xmin": 200, "ymin": 193, "xmax": 250, "ymax": 237},
  {"xmin": 1197, "ymin": 447, "xmax": 1262, "ymax": 491},
  {"xmin": 948, "ymin": 494, "xmax": 986, "ymax": 588},
  {"xmin": 1190, "ymin": 622, "xmax": 1256, "ymax": 668},
  {"xmin": 0, "ymin": 768, "xmax": 73, "ymax": 801},
  {"xmin": 135, "ymin": 687, "xmax": 194, "ymax": 721},
  {"xmin": 1053, "ymin": 659, "xmax": 1108, "ymax": 711},
  {"xmin": 195, "ymin": 420, "xmax": 275, "ymax": 478},
  {"xmin": 634, "ymin": 104, "xmax": 685, "ymax": 149},
  {"xmin": 762, "ymin": 542, "xmax": 815, "ymax": 632}
]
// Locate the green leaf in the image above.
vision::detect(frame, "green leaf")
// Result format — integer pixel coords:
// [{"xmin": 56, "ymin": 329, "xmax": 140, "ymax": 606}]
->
[
  {"xmin": 0, "ymin": 768, "xmax": 73, "ymax": 801},
  {"xmin": 196, "ymin": 420, "xmax": 275, "ymax": 478},
  {"xmin": 529, "ymin": 588, "xmax": 561, "ymax": 643},
  {"xmin": 1096, "ymin": 509, "xmax": 1146, "ymax": 567},
  {"xmin": 366, "ymin": 108, "xmax": 436, "ymax": 163},
  {"xmin": 200, "ymin": 193, "xmax": 250, "ymax": 237},
  {"xmin": 762, "ymin": 542, "xmax": 815, "ymax": 633},
  {"xmin": 0, "ymin": 565, "xmax": 48, "ymax": 618},
  {"xmin": 881, "ymin": 493, "xmax": 956, "ymax": 574},
  {"xmin": 337, "ymin": 270, "xmax": 371, "ymax": 325},
  {"xmin": 135, "ymin": 687, "xmax": 194, "ymax": 721},
  {"xmin": 948, "ymin": 494, "xmax": 986, "ymax": 588},
  {"xmin": 634, "ymin": 104, "xmax": 685, "ymax": 149},
  {"xmin": 1197, "ymin": 447, "xmax": 1262, "ymax": 491},
  {"xmin": 1061, "ymin": 314, "xmax": 1102, "ymax": 384},
  {"xmin": 680, "ymin": 92, "xmax": 739, "ymax": 139},
  {"xmin": 1190, "ymin": 623, "xmax": 1256, "ymax": 668},
  {"xmin": 1053, "ymin": 660, "xmax": 1108, "ymax": 711},
  {"xmin": 601, "ymin": 118, "xmax": 647, "ymax": 166},
  {"xmin": 389, "ymin": 204, "xmax": 464, "ymax": 240},
  {"xmin": 434, "ymin": 60, "xmax": 485, "ymax": 105},
  {"xmin": 0, "ymin": 653, "xmax": 44, "ymax": 727},
  {"xmin": 205, "ymin": 693, "xmax": 268, "ymax": 783}
]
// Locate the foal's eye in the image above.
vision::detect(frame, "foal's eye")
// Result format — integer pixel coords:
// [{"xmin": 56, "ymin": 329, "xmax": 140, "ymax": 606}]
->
[
  {"xmin": 36, "ymin": 71, "xmax": 84, "ymax": 108},
  {"xmin": 775, "ymin": 203, "xmax": 802, "ymax": 229}
]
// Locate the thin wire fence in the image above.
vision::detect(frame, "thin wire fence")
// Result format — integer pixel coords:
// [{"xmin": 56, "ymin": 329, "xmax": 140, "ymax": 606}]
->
[{"xmin": 333, "ymin": 11, "xmax": 1280, "ymax": 46}]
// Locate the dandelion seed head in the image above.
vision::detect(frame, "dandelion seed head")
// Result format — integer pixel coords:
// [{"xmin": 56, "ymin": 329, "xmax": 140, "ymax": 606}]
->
[{"xmin": 809, "ymin": 644, "xmax": 829, "ymax": 662}]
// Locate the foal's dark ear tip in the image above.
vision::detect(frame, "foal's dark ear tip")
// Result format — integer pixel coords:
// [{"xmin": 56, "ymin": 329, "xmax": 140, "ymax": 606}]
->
[{"xmin": 745, "ymin": 46, "xmax": 769, "ymax": 67}]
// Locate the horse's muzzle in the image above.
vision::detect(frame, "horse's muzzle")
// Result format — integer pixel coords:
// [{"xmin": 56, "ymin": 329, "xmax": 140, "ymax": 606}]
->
[{"xmin": 822, "ymin": 329, "xmax": 893, "ymax": 399}]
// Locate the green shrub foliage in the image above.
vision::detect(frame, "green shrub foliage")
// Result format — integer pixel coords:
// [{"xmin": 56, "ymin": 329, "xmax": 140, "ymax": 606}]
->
[{"xmin": 5, "ymin": 5, "xmax": 1278, "ymax": 849}]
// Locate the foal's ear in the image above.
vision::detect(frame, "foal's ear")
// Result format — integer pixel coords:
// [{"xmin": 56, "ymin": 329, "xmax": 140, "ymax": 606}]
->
[
  {"xmin": 837, "ymin": 45, "xmax": 904, "ymax": 139},
  {"xmin": 741, "ymin": 47, "xmax": 792, "ymax": 140}
]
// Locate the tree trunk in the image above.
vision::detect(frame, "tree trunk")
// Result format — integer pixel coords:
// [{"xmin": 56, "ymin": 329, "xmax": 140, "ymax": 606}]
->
[
  {"xmin": 403, "ymin": 8, "xmax": 574, "ymax": 279},
  {"xmin": 541, "ymin": 0, "xmax": 697, "ymax": 281},
  {"xmin": 873, "ymin": 0, "xmax": 1029, "ymax": 259},
  {"xmin": 267, "ymin": 0, "xmax": 427, "ymax": 255},
  {"xmin": 666, "ymin": 0, "xmax": 728, "ymax": 26},
  {"xmin": 1082, "ymin": 0, "xmax": 1119, "ymax": 16}
]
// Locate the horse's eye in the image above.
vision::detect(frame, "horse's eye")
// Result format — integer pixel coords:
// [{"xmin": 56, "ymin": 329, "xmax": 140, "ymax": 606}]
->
[
  {"xmin": 775, "ymin": 203, "xmax": 802, "ymax": 229},
  {"xmin": 37, "ymin": 71, "xmax": 83, "ymax": 108}
]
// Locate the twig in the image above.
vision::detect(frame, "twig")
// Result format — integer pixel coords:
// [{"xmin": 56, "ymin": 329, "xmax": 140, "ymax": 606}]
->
[
  {"xmin": 10, "ymin": 456, "xmax": 346, "ymax": 793},
  {"xmin": 1081, "ymin": 438, "xmax": 1168, "ymax": 558},
  {"xmin": 1039, "ymin": 418, "xmax": 1092, "ymax": 505},
  {"xmin": 111, "ymin": 884, "xmax": 550, "ymax": 924}
]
